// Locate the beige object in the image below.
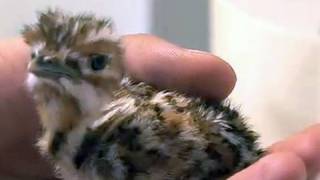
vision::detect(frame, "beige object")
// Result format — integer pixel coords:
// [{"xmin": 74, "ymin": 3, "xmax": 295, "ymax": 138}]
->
[{"xmin": 211, "ymin": 0, "xmax": 320, "ymax": 146}]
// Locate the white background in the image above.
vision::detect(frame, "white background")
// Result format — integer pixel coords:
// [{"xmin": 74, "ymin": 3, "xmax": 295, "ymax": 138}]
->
[
  {"xmin": 212, "ymin": 0, "xmax": 320, "ymax": 146},
  {"xmin": 0, "ymin": 0, "xmax": 153, "ymax": 36},
  {"xmin": 0, "ymin": 0, "xmax": 210, "ymax": 50}
]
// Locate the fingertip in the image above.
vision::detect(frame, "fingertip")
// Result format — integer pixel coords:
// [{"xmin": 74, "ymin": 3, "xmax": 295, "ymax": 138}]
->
[
  {"xmin": 121, "ymin": 34, "xmax": 237, "ymax": 101},
  {"xmin": 229, "ymin": 152, "xmax": 306, "ymax": 180},
  {"xmin": 180, "ymin": 49, "xmax": 237, "ymax": 100},
  {"xmin": 0, "ymin": 37, "xmax": 31, "ymax": 87},
  {"xmin": 270, "ymin": 123, "xmax": 320, "ymax": 177}
]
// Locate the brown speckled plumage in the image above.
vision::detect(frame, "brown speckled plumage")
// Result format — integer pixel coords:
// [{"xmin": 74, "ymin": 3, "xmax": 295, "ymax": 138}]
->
[{"xmin": 24, "ymin": 9, "xmax": 263, "ymax": 180}]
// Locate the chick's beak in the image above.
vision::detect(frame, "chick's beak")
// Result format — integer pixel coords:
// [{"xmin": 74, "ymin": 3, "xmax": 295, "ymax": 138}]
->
[{"xmin": 28, "ymin": 57, "xmax": 80, "ymax": 80}]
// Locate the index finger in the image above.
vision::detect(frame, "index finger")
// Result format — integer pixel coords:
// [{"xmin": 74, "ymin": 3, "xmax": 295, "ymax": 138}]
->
[{"xmin": 122, "ymin": 34, "xmax": 237, "ymax": 101}]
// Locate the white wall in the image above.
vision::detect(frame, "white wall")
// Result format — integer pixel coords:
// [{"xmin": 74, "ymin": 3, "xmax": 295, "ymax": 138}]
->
[
  {"xmin": 212, "ymin": 0, "xmax": 320, "ymax": 146},
  {"xmin": 0, "ymin": 0, "xmax": 153, "ymax": 38}
]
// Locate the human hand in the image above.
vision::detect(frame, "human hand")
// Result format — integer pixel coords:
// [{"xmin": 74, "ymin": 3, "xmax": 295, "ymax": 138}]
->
[
  {"xmin": 229, "ymin": 124, "xmax": 320, "ymax": 180},
  {"xmin": 0, "ymin": 35, "xmax": 318, "ymax": 180},
  {"xmin": 0, "ymin": 34, "xmax": 235, "ymax": 180}
]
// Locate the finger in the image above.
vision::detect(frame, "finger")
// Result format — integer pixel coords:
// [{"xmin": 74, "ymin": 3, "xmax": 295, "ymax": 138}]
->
[
  {"xmin": 0, "ymin": 38, "xmax": 30, "ymax": 89},
  {"xmin": 0, "ymin": 38, "xmax": 56, "ymax": 179},
  {"xmin": 122, "ymin": 34, "xmax": 236, "ymax": 101},
  {"xmin": 229, "ymin": 152, "xmax": 306, "ymax": 180},
  {"xmin": 270, "ymin": 124, "xmax": 320, "ymax": 178}
]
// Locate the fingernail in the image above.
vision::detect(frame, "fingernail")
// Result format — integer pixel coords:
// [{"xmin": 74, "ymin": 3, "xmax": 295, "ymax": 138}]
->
[{"xmin": 186, "ymin": 49, "xmax": 212, "ymax": 55}]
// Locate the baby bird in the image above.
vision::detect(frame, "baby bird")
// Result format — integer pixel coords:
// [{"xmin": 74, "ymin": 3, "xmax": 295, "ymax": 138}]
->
[{"xmin": 23, "ymin": 9, "xmax": 262, "ymax": 180}]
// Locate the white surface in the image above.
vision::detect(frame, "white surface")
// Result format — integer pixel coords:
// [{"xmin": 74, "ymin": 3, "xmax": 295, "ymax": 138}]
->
[
  {"xmin": 0, "ymin": 0, "xmax": 152, "ymax": 38},
  {"xmin": 232, "ymin": 0, "xmax": 320, "ymax": 38},
  {"xmin": 211, "ymin": 0, "xmax": 320, "ymax": 146}
]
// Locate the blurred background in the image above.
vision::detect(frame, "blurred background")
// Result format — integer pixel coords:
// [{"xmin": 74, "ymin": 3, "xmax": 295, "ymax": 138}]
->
[
  {"xmin": 0, "ymin": 0, "xmax": 319, "ymax": 147},
  {"xmin": 0, "ymin": 0, "xmax": 210, "ymax": 51}
]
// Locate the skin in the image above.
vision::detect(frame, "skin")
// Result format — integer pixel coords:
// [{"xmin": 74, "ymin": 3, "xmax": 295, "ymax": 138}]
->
[{"xmin": 0, "ymin": 35, "xmax": 319, "ymax": 180}]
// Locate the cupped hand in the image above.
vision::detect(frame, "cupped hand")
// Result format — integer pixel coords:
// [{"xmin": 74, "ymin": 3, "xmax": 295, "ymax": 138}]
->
[
  {"xmin": 0, "ymin": 35, "xmax": 318, "ymax": 180},
  {"xmin": 229, "ymin": 124, "xmax": 320, "ymax": 180},
  {"xmin": 0, "ymin": 35, "xmax": 235, "ymax": 180}
]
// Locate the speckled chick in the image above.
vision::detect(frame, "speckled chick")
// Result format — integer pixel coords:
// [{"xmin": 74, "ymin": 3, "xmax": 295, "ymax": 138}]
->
[{"xmin": 23, "ymin": 9, "xmax": 263, "ymax": 180}]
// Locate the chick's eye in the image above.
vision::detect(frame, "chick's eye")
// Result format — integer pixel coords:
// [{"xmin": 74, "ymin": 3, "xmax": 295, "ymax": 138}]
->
[{"xmin": 90, "ymin": 54, "xmax": 111, "ymax": 71}]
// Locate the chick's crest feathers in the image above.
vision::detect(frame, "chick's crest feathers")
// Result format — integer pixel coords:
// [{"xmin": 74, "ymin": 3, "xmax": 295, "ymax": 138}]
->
[{"xmin": 22, "ymin": 8, "xmax": 115, "ymax": 48}]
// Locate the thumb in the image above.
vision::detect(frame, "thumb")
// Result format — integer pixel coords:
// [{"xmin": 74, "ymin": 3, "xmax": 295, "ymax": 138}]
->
[{"xmin": 229, "ymin": 152, "xmax": 306, "ymax": 180}]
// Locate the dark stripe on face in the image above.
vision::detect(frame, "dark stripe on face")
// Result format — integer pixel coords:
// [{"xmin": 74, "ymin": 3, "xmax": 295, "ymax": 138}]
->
[
  {"xmin": 50, "ymin": 131, "xmax": 66, "ymax": 156},
  {"xmin": 73, "ymin": 129, "xmax": 100, "ymax": 169}
]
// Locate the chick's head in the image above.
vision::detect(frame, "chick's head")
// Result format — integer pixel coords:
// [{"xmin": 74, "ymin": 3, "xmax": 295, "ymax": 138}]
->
[{"xmin": 24, "ymin": 9, "xmax": 124, "ymax": 99}]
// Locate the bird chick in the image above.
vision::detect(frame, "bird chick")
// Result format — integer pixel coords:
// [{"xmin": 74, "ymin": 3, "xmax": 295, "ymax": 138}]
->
[{"xmin": 23, "ymin": 9, "xmax": 263, "ymax": 180}]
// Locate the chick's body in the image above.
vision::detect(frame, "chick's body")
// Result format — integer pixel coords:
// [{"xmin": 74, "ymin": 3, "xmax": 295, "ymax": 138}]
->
[
  {"xmin": 71, "ymin": 79, "xmax": 261, "ymax": 180},
  {"xmin": 24, "ymin": 10, "xmax": 262, "ymax": 180}
]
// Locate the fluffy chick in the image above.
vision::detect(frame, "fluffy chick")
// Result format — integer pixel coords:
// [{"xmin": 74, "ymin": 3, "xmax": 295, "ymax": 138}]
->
[{"xmin": 23, "ymin": 9, "xmax": 263, "ymax": 180}]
